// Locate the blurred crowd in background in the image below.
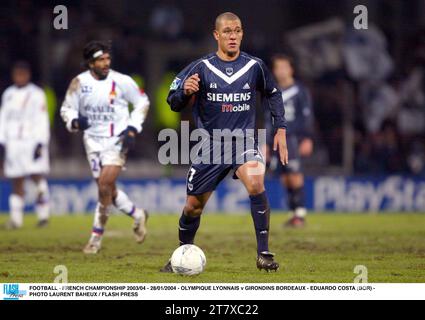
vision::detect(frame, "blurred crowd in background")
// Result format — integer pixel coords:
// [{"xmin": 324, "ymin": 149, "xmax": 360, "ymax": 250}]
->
[{"xmin": 0, "ymin": 0, "xmax": 424, "ymax": 177}]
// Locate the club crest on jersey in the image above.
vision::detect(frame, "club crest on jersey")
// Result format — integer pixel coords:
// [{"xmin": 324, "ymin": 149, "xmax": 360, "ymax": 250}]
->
[{"xmin": 225, "ymin": 67, "xmax": 234, "ymax": 76}]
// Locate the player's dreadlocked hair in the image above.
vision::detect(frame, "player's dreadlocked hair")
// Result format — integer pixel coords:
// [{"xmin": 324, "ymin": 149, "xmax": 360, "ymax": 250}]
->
[{"xmin": 83, "ymin": 40, "xmax": 112, "ymax": 66}]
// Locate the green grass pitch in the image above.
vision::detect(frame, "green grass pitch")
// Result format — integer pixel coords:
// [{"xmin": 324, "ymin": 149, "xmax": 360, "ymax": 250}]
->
[{"xmin": 0, "ymin": 213, "xmax": 424, "ymax": 283}]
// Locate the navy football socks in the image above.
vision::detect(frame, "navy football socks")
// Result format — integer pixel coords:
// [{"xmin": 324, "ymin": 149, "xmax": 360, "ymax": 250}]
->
[
  {"xmin": 249, "ymin": 191, "xmax": 270, "ymax": 255},
  {"xmin": 287, "ymin": 186, "xmax": 305, "ymax": 211},
  {"xmin": 178, "ymin": 212, "xmax": 201, "ymax": 245}
]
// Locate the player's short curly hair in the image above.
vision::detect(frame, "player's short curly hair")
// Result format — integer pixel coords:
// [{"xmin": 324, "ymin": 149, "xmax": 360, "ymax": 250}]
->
[
  {"xmin": 270, "ymin": 54, "xmax": 294, "ymax": 69},
  {"xmin": 83, "ymin": 40, "xmax": 112, "ymax": 64}
]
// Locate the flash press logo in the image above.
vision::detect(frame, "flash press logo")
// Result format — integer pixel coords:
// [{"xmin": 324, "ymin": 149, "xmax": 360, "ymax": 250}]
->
[{"xmin": 3, "ymin": 284, "xmax": 27, "ymax": 300}]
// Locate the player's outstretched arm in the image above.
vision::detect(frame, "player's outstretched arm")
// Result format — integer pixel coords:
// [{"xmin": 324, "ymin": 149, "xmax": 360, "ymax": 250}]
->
[
  {"xmin": 125, "ymin": 75, "xmax": 150, "ymax": 134},
  {"xmin": 298, "ymin": 87, "xmax": 314, "ymax": 157},
  {"xmin": 273, "ymin": 128, "xmax": 289, "ymax": 165},
  {"xmin": 116, "ymin": 76, "xmax": 150, "ymax": 156},
  {"xmin": 33, "ymin": 90, "xmax": 50, "ymax": 145},
  {"xmin": 60, "ymin": 77, "xmax": 86, "ymax": 133},
  {"xmin": 0, "ymin": 92, "xmax": 8, "ymax": 176},
  {"xmin": 0, "ymin": 92, "xmax": 5, "ymax": 175},
  {"xmin": 257, "ymin": 59, "xmax": 288, "ymax": 164},
  {"xmin": 30, "ymin": 90, "xmax": 50, "ymax": 161},
  {"xmin": 0, "ymin": 90, "xmax": 8, "ymax": 146},
  {"xmin": 0, "ymin": 106, "xmax": 6, "ymax": 148}
]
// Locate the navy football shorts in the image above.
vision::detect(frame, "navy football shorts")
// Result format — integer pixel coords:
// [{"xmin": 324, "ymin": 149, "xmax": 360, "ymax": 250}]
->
[
  {"xmin": 186, "ymin": 138, "xmax": 265, "ymax": 195},
  {"xmin": 269, "ymin": 134, "xmax": 302, "ymax": 175}
]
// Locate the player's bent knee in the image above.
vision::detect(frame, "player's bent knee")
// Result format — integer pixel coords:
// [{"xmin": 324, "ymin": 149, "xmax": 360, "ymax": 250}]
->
[
  {"xmin": 286, "ymin": 174, "xmax": 304, "ymax": 188},
  {"xmin": 184, "ymin": 204, "xmax": 203, "ymax": 217},
  {"xmin": 246, "ymin": 180, "xmax": 265, "ymax": 196},
  {"xmin": 12, "ymin": 179, "xmax": 25, "ymax": 197},
  {"xmin": 98, "ymin": 183, "xmax": 114, "ymax": 198}
]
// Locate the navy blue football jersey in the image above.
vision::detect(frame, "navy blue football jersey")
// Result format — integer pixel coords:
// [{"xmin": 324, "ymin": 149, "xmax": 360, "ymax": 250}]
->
[
  {"xmin": 265, "ymin": 81, "xmax": 313, "ymax": 142},
  {"xmin": 167, "ymin": 52, "xmax": 286, "ymax": 136}
]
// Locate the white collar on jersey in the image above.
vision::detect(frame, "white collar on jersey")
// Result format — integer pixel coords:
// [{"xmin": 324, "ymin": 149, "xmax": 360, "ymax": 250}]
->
[
  {"xmin": 281, "ymin": 85, "xmax": 299, "ymax": 103},
  {"xmin": 202, "ymin": 58, "xmax": 257, "ymax": 84}
]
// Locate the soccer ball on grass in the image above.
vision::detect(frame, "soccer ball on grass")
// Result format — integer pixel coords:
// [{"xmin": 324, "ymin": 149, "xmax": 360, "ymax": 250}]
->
[{"xmin": 170, "ymin": 244, "xmax": 206, "ymax": 276}]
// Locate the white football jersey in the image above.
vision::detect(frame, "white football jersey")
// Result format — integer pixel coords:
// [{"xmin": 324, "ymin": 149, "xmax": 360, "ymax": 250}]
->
[
  {"xmin": 0, "ymin": 83, "xmax": 50, "ymax": 145},
  {"xmin": 60, "ymin": 69, "xmax": 150, "ymax": 137}
]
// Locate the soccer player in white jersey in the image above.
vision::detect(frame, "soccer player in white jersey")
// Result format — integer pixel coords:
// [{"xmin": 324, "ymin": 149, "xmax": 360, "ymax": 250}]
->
[
  {"xmin": 60, "ymin": 41, "xmax": 150, "ymax": 254},
  {"xmin": 0, "ymin": 61, "xmax": 51, "ymax": 229}
]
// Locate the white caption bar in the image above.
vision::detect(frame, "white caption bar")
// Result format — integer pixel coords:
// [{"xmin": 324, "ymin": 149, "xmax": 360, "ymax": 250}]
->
[{"xmin": 1, "ymin": 283, "xmax": 424, "ymax": 300}]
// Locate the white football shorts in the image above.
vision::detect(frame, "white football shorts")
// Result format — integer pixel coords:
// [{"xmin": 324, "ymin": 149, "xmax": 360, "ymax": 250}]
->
[
  {"xmin": 83, "ymin": 134, "xmax": 126, "ymax": 178},
  {"xmin": 4, "ymin": 141, "xmax": 50, "ymax": 178}
]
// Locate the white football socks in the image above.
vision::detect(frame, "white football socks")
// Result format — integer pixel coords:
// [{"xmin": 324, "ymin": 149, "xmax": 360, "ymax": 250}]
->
[
  {"xmin": 91, "ymin": 203, "xmax": 111, "ymax": 238},
  {"xmin": 114, "ymin": 189, "xmax": 140, "ymax": 219},
  {"xmin": 35, "ymin": 179, "xmax": 50, "ymax": 221},
  {"xmin": 90, "ymin": 189, "xmax": 140, "ymax": 241},
  {"xmin": 9, "ymin": 194, "xmax": 24, "ymax": 227},
  {"xmin": 294, "ymin": 207, "xmax": 307, "ymax": 218}
]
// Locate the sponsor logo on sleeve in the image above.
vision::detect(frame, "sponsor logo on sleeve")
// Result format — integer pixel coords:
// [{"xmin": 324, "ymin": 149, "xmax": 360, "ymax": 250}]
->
[{"xmin": 170, "ymin": 77, "xmax": 182, "ymax": 90}]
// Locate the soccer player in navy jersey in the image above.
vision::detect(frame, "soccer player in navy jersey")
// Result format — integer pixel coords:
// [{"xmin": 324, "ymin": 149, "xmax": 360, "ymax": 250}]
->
[
  {"xmin": 161, "ymin": 12, "xmax": 288, "ymax": 272},
  {"xmin": 265, "ymin": 54, "xmax": 314, "ymax": 228}
]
